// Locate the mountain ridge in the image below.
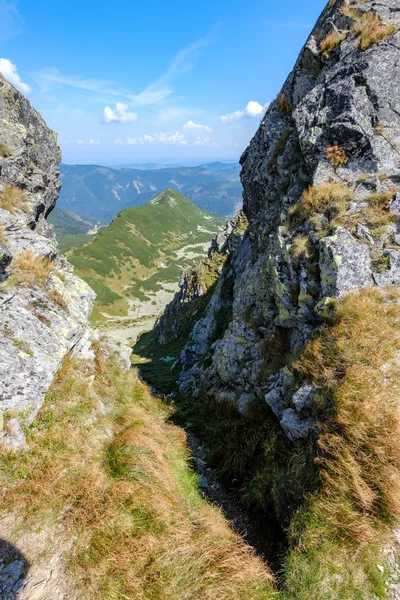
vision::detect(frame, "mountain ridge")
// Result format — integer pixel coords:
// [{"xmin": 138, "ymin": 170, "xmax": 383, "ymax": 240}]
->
[
  {"xmin": 58, "ymin": 161, "xmax": 242, "ymax": 221},
  {"xmin": 67, "ymin": 187, "xmax": 224, "ymax": 340}
]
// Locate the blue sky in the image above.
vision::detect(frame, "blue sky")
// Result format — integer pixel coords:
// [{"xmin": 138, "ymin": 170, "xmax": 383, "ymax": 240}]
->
[{"xmin": 1, "ymin": 0, "xmax": 326, "ymax": 165}]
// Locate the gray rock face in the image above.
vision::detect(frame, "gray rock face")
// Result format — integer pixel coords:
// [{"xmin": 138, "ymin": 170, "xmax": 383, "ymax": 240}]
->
[
  {"xmin": 0, "ymin": 244, "xmax": 11, "ymax": 278},
  {"xmin": 0, "ymin": 73, "xmax": 95, "ymax": 445},
  {"xmin": 319, "ymin": 228, "xmax": 373, "ymax": 296},
  {"xmin": 163, "ymin": 0, "xmax": 400, "ymax": 446},
  {"xmin": 0, "ymin": 72, "xmax": 61, "ymax": 225}
]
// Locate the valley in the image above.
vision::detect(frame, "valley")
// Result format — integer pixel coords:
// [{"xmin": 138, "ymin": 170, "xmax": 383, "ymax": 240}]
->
[{"xmin": 65, "ymin": 188, "xmax": 224, "ymax": 342}]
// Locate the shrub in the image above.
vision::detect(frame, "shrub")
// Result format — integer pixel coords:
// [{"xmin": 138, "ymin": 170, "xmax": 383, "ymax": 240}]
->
[
  {"xmin": 9, "ymin": 250, "xmax": 55, "ymax": 286},
  {"xmin": 0, "ymin": 143, "xmax": 12, "ymax": 158},
  {"xmin": 353, "ymin": 11, "xmax": 397, "ymax": 50},
  {"xmin": 326, "ymin": 145, "xmax": 349, "ymax": 168},
  {"xmin": 276, "ymin": 93, "xmax": 292, "ymax": 116},
  {"xmin": 0, "ymin": 185, "xmax": 29, "ymax": 215}
]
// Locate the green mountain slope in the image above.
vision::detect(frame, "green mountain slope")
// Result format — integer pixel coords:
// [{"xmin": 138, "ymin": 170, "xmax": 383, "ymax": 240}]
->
[
  {"xmin": 67, "ymin": 188, "xmax": 224, "ymax": 338},
  {"xmin": 48, "ymin": 207, "xmax": 105, "ymax": 252},
  {"xmin": 48, "ymin": 207, "xmax": 98, "ymax": 236},
  {"xmin": 58, "ymin": 163, "xmax": 242, "ymax": 221}
]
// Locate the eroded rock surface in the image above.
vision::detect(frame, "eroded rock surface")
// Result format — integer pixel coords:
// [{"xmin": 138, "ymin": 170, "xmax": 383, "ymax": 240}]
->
[{"xmin": 0, "ymin": 72, "xmax": 95, "ymax": 445}]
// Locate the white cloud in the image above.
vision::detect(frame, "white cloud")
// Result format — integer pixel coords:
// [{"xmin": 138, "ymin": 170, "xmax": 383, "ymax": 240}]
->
[
  {"xmin": 89, "ymin": 138, "xmax": 100, "ymax": 145},
  {"xmin": 0, "ymin": 58, "xmax": 31, "ymax": 95},
  {"xmin": 76, "ymin": 139, "xmax": 84, "ymax": 145},
  {"xmin": 103, "ymin": 102, "xmax": 138, "ymax": 124},
  {"xmin": 113, "ymin": 138, "xmax": 124, "ymax": 145},
  {"xmin": 221, "ymin": 101, "xmax": 269, "ymax": 124},
  {"xmin": 183, "ymin": 120, "xmax": 211, "ymax": 132}
]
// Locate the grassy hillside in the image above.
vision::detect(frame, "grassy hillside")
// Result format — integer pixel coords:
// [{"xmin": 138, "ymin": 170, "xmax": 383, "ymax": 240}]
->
[
  {"xmin": 48, "ymin": 207, "xmax": 99, "ymax": 236},
  {"xmin": 0, "ymin": 344, "xmax": 276, "ymax": 599},
  {"xmin": 67, "ymin": 188, "xmax": 224, "ymax": 332},
  {"xmin": 48, "ymin": 207, "xmax": 104, "ymax": 252},
  {"xmin": 58, "ymin": 163, "xmax": 242, "ymax": 221}
]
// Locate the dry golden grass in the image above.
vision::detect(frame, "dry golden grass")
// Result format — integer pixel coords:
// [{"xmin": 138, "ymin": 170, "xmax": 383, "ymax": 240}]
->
[
  {"xmin": 353, "ymin": 11, "xmax": 397, "ymax": 50},
  {"xmin": 326, "ymin": 145, "xmax": 349, "ymax": 168},
  {"xmin": 276, "ymin": 93, "xmax": 292, "ymax": 116},
  {"xmin": 291, "ymin": 234, "xmax": 310, "ymax": 260},
  {"xmin": 320, "ymin": 30, "xmax": 346, "ymax": 56},
  {"xmin": 9, "ymin": 250, "xmax": 55, "ymax": 286},
  {"xmin": 48, "ymin": 288, "xmax": 68, "ymax": 311},
  {"xmin": 0, "ymin": 348, "xmax": 276, "ymax": 600},
  {"xmin": 0, "ymin": 143, "xmax": 12, "ymax": 158},
  {"xmin": 289, "ymin": 182, "xmax": 355, "ymax": 226},
  {"xmin": 0, "ymin": 185, "xmax": 29, "ymax": 215},
  {"xmin": 0, "ymin": 225, "xmax": 7, "ymax": 246},
  {"xmin": 341, "ymin": 187, "xmax": 397, "ymax": 237},
  {"xmin": 295, "ymin": 287, "xmax": 400, "ymax": 544}
]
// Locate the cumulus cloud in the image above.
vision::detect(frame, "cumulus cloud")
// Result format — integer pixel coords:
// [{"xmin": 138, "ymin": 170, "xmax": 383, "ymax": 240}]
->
[
  {"xmin": 0, "ymin": 58, "xmax": 31, "ymax": 95},
  {"xmin": 183, "ymin": 120, "xmax": 211, "ymax": 132},
  {"xmin": 76, "ymin": 139, "xmax": 84, "ymax": 145},
  {"xmin": 103, "ymin": 102, "xmax": 138, "ymax": 124},
  {"xmin": 220, "ymin": 101, "xmax": 269, "ymax": 124},
  {"xmin": 89, "ymin": 138, "xmax": 100, "ymax": 145}
]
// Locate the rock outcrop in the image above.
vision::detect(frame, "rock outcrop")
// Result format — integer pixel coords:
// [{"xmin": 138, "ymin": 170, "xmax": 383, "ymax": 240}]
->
[
  {"xmin": 0, "ymin": 73, "xmax": 95, "ymax": 448},
  {"xmin": 161, "ymin": 0, "xmax": 400, "ymax": 436},
  {"xmin": 156, "ymin": 212, "xmax": 247, "ymax": 346}
]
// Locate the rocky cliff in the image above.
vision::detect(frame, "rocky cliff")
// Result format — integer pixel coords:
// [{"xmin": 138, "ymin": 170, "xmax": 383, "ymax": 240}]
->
[
  {"xmin": 151, "ymin": 3, "xmax": 400, "ymax": 594},
  {"xmin": 0, "ymin": 73, "xmax": 95, "ymax": 450},
  {"xmin": 164, "ymin": 0, "xmax": 400, "ymax": 436}
]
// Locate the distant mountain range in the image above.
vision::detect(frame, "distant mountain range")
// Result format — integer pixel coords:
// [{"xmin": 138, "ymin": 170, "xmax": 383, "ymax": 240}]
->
[
  {"xmin": 57, "ymin": 162, "xmax": 242, "ymax": 222},
  {"xmin": 67, "ymin": 188, "xmax": 224, "ymax": 338}
]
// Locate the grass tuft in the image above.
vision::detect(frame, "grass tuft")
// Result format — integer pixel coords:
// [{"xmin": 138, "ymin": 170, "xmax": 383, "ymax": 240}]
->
[
  {"xmin": 320, "ymin": 30, "xmax": 346, "ymax": 56},
  {"xmin": 0, "ymin": 143, "xmax": 12, "ymax": 158},
  {"xmin": 353, "ymin": 11, "xmax": 397, "ymax": 50},
  {"xmin": 291, "ymin": 234, "xmax": 310, "ymax": 260},
  {"xmin": 289, "ymin": 182, "xmax": 355, "ymax": 226},
  {"xmin": 8, "ymin": 250, "xmax": 55, "ymax": 287},
  {"xmin": 326, "ymin": 145, "xmax": 349, "ymax": 168},
  {"xmin": 0, "ymin": 185, "xmax": 29, "ymax": 215},
  {"xmin": 276, "ymin": 94, "xmax": 292, "ymax": 116}
]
